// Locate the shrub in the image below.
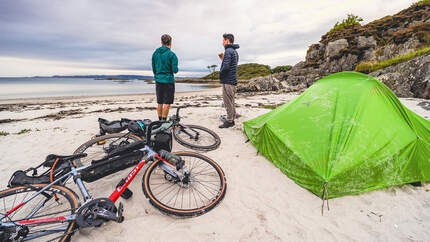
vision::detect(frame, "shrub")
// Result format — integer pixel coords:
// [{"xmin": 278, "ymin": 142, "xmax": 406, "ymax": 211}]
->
[
  {"xmin": 202, "ymin": 71, "xmax": 219, "ymax": 80},
  {"xmin": 355, "ymin": 46, "xmax": 430, "ymax": 73},
  {"xmin": 411, "ymin": 0, "xmax": 430, "ymax": 7},
  {"xmin": 202, "ymin": 63, "xmax": 271, "ymax": 80},
  {"xmin": 16, "ymin": 129, "xmax": 31, "ymax": 135},
  {"xmin": 271, "ymin": 65, "xmax": 292, "ymax": 74},
  {"xmin": 260, "ymin": 105, "xmax": 277, "ymax": 110},
  {"xmin": 328, "ymin": 14, "xmax": 363, "ymax": 34},
  {"xmin": 0, "ymin": 131, "xmax": 9, "ymax": 136},
  {"xmin": 375, "ymin": 48, "xmax": 384, "ymax": 57},
  {"xmin": 236, "ymin": 63, "xmax": 271, "ymax": 80}
]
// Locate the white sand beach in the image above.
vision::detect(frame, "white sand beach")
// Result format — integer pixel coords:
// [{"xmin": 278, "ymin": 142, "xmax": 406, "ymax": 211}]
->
[{"xmin": 1, "ymin": 88, "xmax": 430, "ymax": 241}]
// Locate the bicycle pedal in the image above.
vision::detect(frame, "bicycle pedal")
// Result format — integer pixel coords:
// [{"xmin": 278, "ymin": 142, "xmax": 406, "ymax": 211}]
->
[
  {"xmin": 117, "ymin": 202, "xmax": 125, "ymax": 223},
  {"xmin": 97, "ymin": 140, "xmax": 106, "ymax": 145},
  {"xmin": 121, "ymin": 188, "xmax": 133, "ymax": 199}
]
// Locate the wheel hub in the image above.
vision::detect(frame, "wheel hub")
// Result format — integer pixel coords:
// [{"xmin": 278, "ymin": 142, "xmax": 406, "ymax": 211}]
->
[{"xmin": 164, "ymin": 173, "xmax": 175, "ymax": 182}]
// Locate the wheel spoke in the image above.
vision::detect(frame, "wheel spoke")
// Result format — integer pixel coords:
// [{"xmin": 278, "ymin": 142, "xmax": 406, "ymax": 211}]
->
[
  {"xmin": 0, "ymin": 185, "xmax": 76, "ymax": 241},
  {"xmin": 75, "ymin": 134, "xmax": 141, "ymax": 167},
  {"xmin": 145, "ymin": 152, "xmax": 225, "ymax": 215},
  {"xmin": 193, "ymin": 180, "xmax": 219, "ymax": 196},
  {"xmin": 174, "ymin": 125, "xmax": 220, "ymax": 150}
]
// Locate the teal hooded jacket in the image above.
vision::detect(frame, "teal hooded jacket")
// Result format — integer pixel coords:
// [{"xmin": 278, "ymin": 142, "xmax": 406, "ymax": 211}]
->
[{"xmin": 151, "ymin": 46, "xmax": 178, "ymax": 83}]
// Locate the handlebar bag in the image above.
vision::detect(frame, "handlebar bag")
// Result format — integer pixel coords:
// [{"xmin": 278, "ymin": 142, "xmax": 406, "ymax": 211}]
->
[{"xmin": 153, "ymin": 130, "xmax": 172, "ymax": 153}]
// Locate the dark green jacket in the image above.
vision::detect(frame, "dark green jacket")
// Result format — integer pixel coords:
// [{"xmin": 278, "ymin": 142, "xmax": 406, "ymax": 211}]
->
[{"xmin": 152, "ymin": 46, "xmax": 178, "ymax": 83}]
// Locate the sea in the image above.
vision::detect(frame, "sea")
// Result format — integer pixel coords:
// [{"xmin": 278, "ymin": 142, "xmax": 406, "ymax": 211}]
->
[{"xmin": 0, "ymin": 77, "xmax": 214, "ymax": 99}]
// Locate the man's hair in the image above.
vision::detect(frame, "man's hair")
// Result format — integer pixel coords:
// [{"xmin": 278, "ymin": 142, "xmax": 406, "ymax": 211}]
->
[
  {"xmin": 161, "ymin": 34, "xmax": 172, "ymax": 46},
  {"xmin": 223, "ymin": 33, "xmax": 234, "ymax": 44}
]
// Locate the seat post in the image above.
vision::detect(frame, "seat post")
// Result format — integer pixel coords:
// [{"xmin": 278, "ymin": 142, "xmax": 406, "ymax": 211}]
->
[{"xmin": 72, "ymin": 166, "xmax": 92, "ymax": 201}]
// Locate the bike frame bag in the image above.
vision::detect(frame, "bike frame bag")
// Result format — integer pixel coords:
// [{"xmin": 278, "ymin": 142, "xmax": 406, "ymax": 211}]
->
[{"xmin": 81, "ymin": 149, "xmax": 143, "ymax": 183}]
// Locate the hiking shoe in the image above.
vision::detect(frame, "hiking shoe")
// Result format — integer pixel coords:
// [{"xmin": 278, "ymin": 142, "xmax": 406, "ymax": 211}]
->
[
  {"xmin": 219, "ymin": 120, "xmax": 235, "ymax": 128},
  {"xmin": 220, "ymin": 114, "xmax": 239, "ymax": 122}
]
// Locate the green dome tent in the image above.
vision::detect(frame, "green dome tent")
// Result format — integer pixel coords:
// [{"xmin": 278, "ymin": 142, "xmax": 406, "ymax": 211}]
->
[{"xmin": 244, "ymin": 72, "xmax": 430, "ymax": 199}]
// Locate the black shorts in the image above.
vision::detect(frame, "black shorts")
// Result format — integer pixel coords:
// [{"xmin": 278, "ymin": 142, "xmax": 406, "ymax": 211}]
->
[{"xmin": 155, "ymin": 82, "xmax": 175, "ymax": 104}]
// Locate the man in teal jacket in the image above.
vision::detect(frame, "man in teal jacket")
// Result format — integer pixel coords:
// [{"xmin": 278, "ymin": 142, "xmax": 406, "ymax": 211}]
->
[{"xmin": 152, "ymin": 34, "xmax": 178, "ymax": 120}]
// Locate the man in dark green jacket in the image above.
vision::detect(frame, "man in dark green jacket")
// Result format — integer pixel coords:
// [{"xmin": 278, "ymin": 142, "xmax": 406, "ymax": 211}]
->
[{"xmin": 152, "ymin": 34, "xmax": 178, "ymax": 120}]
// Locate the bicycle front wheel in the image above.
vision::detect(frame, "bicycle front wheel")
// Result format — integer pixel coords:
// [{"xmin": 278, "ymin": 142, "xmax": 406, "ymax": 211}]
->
[
  {"xmin": 173, "ymin": 124, "xmax": 221, "ymax": 151},
  {"xmin": 0, "ymin": 184, "xmax": 79, "ymax": 242},
  {"xmin": 142, "ymin": 151, "xmax": 227, "ymax": 217},
  {"xmin": 73, "ymin": 133, "xmax": 142, "ymax": 167}
]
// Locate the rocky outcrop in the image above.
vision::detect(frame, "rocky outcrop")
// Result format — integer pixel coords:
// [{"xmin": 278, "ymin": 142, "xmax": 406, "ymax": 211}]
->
[
  {"xmin": 370, "ymin": 53, "xmax": 430, "ymax": 98},
  {"xmin": 239, "ymin": 3, "xmax": 430, "ymax": 99},
  {"xmin": 237, "ymin": 75, "xmax": 306, "ymax": 93}
]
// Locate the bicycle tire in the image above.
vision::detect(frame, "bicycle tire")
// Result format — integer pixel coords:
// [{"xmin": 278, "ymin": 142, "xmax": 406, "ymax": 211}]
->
[
  {"xmin": 73, "ymin": 133, "xmax": 142, "ymax": 167},
  {"xmin": 142, "ymin": 151, "xmax": 227, "ymax": 217},
  {"xmin": 0, "ymin": 184, "xmax": 79, "ymax": 242},
  {"xmin": 172, "ymin": 124, "xmax": 221, "ymax": 151}
]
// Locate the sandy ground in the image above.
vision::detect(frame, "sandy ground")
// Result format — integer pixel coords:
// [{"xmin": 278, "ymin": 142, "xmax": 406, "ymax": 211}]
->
[{"xmin": 1, "ymin": 88, "xmax": 430, "ymax": 242}]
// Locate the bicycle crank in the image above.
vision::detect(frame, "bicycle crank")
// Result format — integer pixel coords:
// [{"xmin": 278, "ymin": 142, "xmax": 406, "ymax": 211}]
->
[{"xmin": 76, "ymin": 198, "xmax": 124, "ymax": 227}]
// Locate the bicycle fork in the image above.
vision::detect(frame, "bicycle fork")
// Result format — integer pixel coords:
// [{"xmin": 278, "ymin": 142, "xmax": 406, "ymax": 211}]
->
[{"xmin": 178, "ymin": 124, "xmax": 200, "ymax": 141}]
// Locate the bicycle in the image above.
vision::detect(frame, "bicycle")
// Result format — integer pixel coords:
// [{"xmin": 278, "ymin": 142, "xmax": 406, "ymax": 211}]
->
[
  {"xmin": 73, "ymin": 106, "xmax": 221, "ymax": 167},
  {"xmin": 0, "ymin": 122, "xmax": 227, "ymax": 241}
]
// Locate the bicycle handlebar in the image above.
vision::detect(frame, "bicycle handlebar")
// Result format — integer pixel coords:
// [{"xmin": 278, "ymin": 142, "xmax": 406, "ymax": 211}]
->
[
  {"xmin": 176, "ymin": 106, "xmax": 184, "ymax": 117},
  {"xmin": 150, "ymin": 122, "xmax": 172, "ymax": 135},
  {"xmin": 146, "ymin": 121, "xmax": 164, "ymax": 140},
  {"xmin": 144, "ymin": 106, "xmax": 186, "ymax": 138}
]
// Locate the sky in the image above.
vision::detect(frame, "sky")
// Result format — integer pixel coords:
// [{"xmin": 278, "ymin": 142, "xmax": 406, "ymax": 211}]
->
[{"xmin": 0, "ymin": 0, "xmax": 417, "ymax": 77}]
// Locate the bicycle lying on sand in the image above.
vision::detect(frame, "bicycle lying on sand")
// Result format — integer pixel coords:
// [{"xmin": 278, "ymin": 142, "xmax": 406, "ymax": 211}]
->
[
  {"xmin": 0, "ymin": 122, "xmax": 227, "ymax": 241},
  {"xmin": 77, "ymin": 107, "xmax": 221, "ymax": 159}
]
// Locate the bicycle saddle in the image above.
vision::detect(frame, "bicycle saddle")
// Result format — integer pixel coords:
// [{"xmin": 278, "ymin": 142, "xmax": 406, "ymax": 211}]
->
[{"xmin": 43, "ymin": 153, "xmax": 87, "ymax": 167}]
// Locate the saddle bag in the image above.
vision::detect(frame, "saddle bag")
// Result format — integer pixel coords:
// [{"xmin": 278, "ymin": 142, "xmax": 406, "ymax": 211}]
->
[
  {"xmin": 98, "ymin": 118, "xmax": 130, "ymax": 135},
  {"xmin": 8, "ymin": 170, "xmax": 51, "ymax": 187},
  {"xmin": 8, "ymin": 157, "xmax": 70, "ymax": 187},
  {"xmin": 80, "ymin": 150, "xmax": 143, "ymax": 183}
]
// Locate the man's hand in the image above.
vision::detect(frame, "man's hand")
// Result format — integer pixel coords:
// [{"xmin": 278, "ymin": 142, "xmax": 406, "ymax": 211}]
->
[{"xmin": 218, "ymin": 53, "xmax": 224, "ymax": 60}]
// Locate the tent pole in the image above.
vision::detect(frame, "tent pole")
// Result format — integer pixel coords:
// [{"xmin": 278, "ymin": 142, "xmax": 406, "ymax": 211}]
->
[{"xmin": 321, "ymin": 182, "xmax": 329, "ymax": 215}]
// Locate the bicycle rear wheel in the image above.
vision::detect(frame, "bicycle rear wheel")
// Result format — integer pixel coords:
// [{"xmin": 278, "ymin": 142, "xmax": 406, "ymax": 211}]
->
[
  {"xmin": 73, "ymin": 133, "xmax": 142, "ymax": 167},
  {"xmin": 0, "ymin": 184, "xmax": 78, "ymax": 242},
  {"xmin": 142, "ymin": 151, "xmax": 226, "ymax": 217},
  {"xmin": 173, "ymin": 124, "xmax": 221, "ymax": 151}
]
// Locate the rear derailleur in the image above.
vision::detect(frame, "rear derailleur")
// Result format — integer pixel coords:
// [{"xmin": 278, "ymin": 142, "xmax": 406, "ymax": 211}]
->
[{"xmin": 0, "ymin": 225, "xmax": 28, "ymax": 242}]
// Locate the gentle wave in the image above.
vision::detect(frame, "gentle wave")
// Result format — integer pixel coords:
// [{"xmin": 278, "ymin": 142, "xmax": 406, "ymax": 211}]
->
[{"xmin": 0, "ymin": 77, "xmax": 213, "ymax": 99}]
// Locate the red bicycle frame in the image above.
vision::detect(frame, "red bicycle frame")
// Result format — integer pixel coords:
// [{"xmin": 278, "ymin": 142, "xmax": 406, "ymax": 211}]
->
[{"xmin": 2, "ymin": 149, "xmax": 173, "ymax": 227}]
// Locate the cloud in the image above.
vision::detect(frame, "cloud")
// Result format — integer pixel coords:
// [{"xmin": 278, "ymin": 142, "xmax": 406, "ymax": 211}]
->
[{"xmin": 0, "ymin": 0, "xmax": 416, "ymax": 76}]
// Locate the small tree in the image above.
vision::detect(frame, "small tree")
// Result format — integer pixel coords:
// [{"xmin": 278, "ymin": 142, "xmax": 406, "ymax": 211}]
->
[
  {"xmin": 271, "ymin": 65, "xmax": 292, "ymax": 74},
  {"xmin": 328, "ymin": 14, "xmax": 363, "ymax": 34},
  {"xmin": 206, "ymin": 64, "xmax": 218, "ymax": 73},
  {"xmin": 210, "ymin": 64, "xmax": 217, "ymax": 73}
]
